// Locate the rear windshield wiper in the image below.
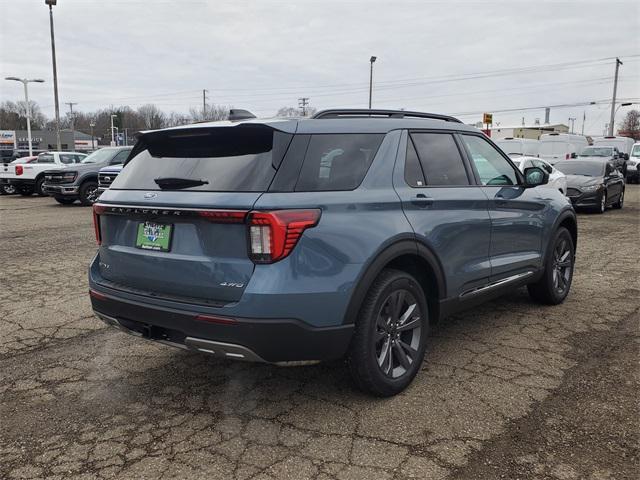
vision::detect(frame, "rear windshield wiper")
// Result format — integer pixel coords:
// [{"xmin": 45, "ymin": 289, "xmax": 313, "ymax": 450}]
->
[{"xmin": 154, "ymin": 177, "xmax": 209, "ymax": 189}]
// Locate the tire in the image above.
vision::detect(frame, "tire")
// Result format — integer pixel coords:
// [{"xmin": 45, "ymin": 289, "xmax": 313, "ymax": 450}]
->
[
  {"xmin": 0, "ymin": 184, "xmax": 16, "ymax": 195},
  {"xmin": 78, "ymin": 181, "xmax": 99, "ymax": 206},
  {"xmin": 54, "ymin": 196, "xmax": 76, "ymax": 205},
  {"xmin": 527, "ymin": 227, "xmax": 575, "ymax": 305},
  {"xmin": 35, "ymin": 177, "xmax": 47, "ymax": 196},
  {"xmin": 613, "ymin": 188, "xmax": 624, "ymax": 209},
  {"xmin": 594, "ymin": 190, "xmax": 607, "ymax": 214},
  {"xmin": 347, "ymin": 268, "xmax": 429, "ymax": 397},
  {"xmin": 18, "ymin": 186, "xmax": 34, "ymax": 196}
]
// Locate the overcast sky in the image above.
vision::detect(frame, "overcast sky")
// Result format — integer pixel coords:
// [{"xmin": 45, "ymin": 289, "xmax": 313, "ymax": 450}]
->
[{"xmin": 0, "ymin": 0, "xmax": 638, "ymax": 134}]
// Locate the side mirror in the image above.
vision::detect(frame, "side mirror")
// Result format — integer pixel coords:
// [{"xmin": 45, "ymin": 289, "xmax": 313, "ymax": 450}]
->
[
  {"xmin": 523, "ymin": 166, "xmax": 549, "ymax": 187},
  {"xmin": 624, "ymin": 153, "xmax": 629, "ymax": 161},
  {"xmin": 570, "ymin": 152, "xmax": 577, "ymax": 159}
]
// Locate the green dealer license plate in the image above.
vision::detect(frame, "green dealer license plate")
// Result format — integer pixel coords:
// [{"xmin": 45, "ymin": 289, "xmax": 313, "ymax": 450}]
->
[{"xmin": 135, "ymin": 222, "xmax": 173, "ymax": 251}]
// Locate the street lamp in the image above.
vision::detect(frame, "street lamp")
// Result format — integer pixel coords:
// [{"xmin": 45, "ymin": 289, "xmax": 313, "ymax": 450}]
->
[
  {"xmin": 5, "ymin": 77, "xmax": 45, "ymax": 156},
  {"xmin": 369, "ymin": 56, "xmax": 377, "ymax": 109},
  {"xmin": 45, "ymin": 0, "xmax": 61, "ymax": 151},
  {"xmin": 110, "ymin": 115, "xmax": 118, "ymax": 146},
  {"xmin": 89, "ymin": 122, "xmax": 95, "ymax": 150}
]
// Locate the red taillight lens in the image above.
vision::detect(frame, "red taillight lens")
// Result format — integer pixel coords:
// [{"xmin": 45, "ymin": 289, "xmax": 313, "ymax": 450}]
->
[
  {"xmin": 197, "ymin": 210, "xmax": 247, "ymax": 223},
  {"xmin": 248, "ymin": 209, "xmax": 321, "ymax": 263},
  {"xmin": 15, "ymin": 165, "xmax": 23, "ymax": 175},
  {"xmin": 93, "ymin": 204, "xmax": 106, "ymax": 245}
]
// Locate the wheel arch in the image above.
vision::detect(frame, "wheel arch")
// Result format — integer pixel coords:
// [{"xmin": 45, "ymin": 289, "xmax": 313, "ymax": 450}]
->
[
  {"xmin": 342, "ymin": 239, "xmax": 446, "ymax": 326},
  {"xmin": 547, "ymin": 209, "xmax": 578, "ymax": 263}
]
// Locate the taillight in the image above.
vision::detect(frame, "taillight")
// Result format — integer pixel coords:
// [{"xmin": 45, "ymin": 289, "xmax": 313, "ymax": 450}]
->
[
  {"xmin": 15, "ymin": 165, "xmax": 23, "ymax": 175},
  {"xmin": 248, "ymin": 209, "xmax": 321, "ymax": 263},
  {"xmin": 197, "ymin": 210, "xmax": 247, "ymax": 223},
  {"xmin": 93, "ymin": 204, "xmax": 106, "ymax": 245}
]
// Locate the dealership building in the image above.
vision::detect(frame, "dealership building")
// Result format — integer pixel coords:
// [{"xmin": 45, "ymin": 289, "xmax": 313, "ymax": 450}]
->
[{"xmin": 0, "ymin": 129, "xmax": 96, "ymax": 153}]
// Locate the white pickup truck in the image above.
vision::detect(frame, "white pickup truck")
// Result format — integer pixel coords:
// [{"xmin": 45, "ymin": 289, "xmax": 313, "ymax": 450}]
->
[{"xmin": 0, "ymin": 151, "xmax": 87, "ymax": 196}]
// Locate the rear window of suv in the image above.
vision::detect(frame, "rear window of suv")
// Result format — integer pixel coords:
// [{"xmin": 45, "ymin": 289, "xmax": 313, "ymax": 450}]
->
[{"xmin": 110, "ymin": 125, "xmax": 292, "ymax": 192}]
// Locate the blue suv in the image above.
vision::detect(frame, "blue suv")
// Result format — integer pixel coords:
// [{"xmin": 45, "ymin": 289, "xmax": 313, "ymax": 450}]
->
[{"xmin": 89, "ymin": 109, "xmax": 577, "ymax": 396}]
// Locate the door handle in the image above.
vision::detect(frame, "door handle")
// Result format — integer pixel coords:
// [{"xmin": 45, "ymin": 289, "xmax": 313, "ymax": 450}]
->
[{"xmin": 411, "ymin": 193, "xmax": 433, "ymax": 207}]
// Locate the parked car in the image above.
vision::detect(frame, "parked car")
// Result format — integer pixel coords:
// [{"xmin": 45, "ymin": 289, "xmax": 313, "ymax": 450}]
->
[
  {"xmin": 0, "ymin": 151, "xmax": 87, "ymax": 196},
  {"xmin": 592, "ymin": 135, "xmax": 635, "ymax": 157},
  {"xmin": 494, "ymin": 137, "xmax": 540, "ymax": 157},
  {"xmin": 577, "ymin": 145, "xmax": 627, "ymax": 174},
  {"xmin": 0, "ymin": 156, "xmax": 38, "ymax": 195},
  {"xmin": 626, "ymin": 142, "xmax": 640, "ymax": 183},
  {"xmin": 89, "ymin": 108, "xmax": 577, "ymax": 396},
  {"xmin": 555, "ymin": 160, "xmax": 625, "ymax": 213},
  {"xmin": 539, "ymin": 133, "xmax": 589, "ymax": 164},
  {"xmin": 511, "ymin": 156, "xmax": 567, "ymax": 194},
  {"xmin": 98, "ymin": 164, "xmax": 124, "ymax": 194},
  {"xmin": 43, "ymin": 147, "xmax": 132, "ymax": 206}
]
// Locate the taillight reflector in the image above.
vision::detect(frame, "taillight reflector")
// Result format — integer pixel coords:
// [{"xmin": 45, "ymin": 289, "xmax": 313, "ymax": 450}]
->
[
  {"xmin": 15, "ymin": 165, "xmax": 23, "ymax": 175},
  {"xmin": 93, "ymin": 204, "xmax": 106, "ymax": 245},
  {"xmin": 195, "ymin": 314, "xmax": 238, "ymax": 325},
  {"xmin": 247, "ymin": 209, "xmax": 321, "ymax": 263},
  {"xmin": 89, "ymin": 289, "xmax": 107, "ymax": 301}
]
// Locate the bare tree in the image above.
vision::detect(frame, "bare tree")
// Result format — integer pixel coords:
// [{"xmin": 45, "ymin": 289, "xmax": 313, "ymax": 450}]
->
[
  {"xmin": 167, "ymin": 111, "xmax": 192, "ymax": 127},
  {"xmin": 276, "ymin": 106, "xmax": 317, "ymax": 117},
  {"xmin": 618, "ymin": 110, "xmax": 640, "ymax": 140},
  {"xmin": 189, "ymin": 104, "xmax": 229, "ymax": 122},
  {"xmin": 137, "ymin": 104, "xmax": 167, "ymax": 130},
  {"xmin": 0, "ymin": 100, "xmax": 46, "ymax": 129}
]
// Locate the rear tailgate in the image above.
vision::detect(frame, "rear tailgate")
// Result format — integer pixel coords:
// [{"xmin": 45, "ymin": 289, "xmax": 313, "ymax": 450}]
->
[{"xmin": 94, "ymin": 123, "xmax": 294, "ymax": 305}]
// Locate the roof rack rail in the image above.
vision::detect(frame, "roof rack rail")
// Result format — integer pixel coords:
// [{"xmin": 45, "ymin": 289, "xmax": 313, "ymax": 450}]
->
[{"xmin": 311, "ymin": 109, "xmax": 462, "ymax": 123}]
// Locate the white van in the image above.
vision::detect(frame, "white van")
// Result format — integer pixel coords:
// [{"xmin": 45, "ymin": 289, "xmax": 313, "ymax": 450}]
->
[
  {"xmin": 494, "ymin": 137, "xmax": 540, "ymax": 157},
  {"xmin": 591, "ymin": 136, "xmax": 635, "ymax": 156},
  {"xmin": 539, "ymin": 133, "xmax": 589, "ymax": 164}
]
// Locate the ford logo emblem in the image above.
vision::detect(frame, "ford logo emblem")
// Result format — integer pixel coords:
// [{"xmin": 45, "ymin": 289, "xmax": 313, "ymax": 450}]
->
[{"xmin": 143, "ymin": 192, "xmax": 157, "ymax": 199}]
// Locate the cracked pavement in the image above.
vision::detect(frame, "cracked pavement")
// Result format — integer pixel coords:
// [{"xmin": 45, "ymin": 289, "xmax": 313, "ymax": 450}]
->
[{"xmin": 1, "ymin": 189, "xmax": 638, "ymax": 479}]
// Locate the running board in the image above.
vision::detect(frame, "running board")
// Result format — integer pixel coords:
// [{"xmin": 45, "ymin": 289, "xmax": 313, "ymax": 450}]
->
[{"xmin": 460, "ymin": 271, "xmax": 534, "ymax": 298}]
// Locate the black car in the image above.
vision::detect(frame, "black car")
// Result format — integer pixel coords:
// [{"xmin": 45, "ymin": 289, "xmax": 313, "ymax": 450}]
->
[{"xmin": 555, "ymin": 160, "xmax": 625, "ymax": 213}]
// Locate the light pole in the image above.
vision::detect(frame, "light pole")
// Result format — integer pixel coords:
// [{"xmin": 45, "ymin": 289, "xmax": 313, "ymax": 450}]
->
[
  {"xmin": 612, "ymin": 102, "xmax": 633, "ymax": 134},
  {"xmin": 568, "ymin": 117, "xmax": 576, "ymax": 134},
  {"xmin": 110, "ymin": 114, "xmax": 117, "ymax": 146},
  {"xmin": 368, "ymin": 56, "xmax": 377, "ymax": 109},
  {"xmin": 608, "ymin": 58, "xmax": 623, "ymax": 136},
  {"xmin": 45, "ymin": 0, "xmax": 61, "ymax": 151},
  {"xmin": 5, "ymin": 77, "xmax": 45, "ymax": 156},
  {"xmin": 89, "ymin": 122, "xmax": 95, "ymax": 150}
]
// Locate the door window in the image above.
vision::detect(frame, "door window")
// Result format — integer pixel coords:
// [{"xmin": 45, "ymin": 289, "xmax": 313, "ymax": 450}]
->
[
  {"xmin": 59, "ymin": 154, "xmax": 76, "ymax": 164},
  {"xmin": 461, "ymin": 135, "xmax": 519, "ymax": 186},
  {"xmin": 110, "ymin": 150, "xmax": 130, "ymax": 164},
  {"xmin": 409, "ymin": 133, "xmax": 470, "ymax": 186}
]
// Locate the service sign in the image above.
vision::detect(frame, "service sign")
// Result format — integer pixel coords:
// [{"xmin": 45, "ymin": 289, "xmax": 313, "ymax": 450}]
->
[{"xmin": 0, "ymin": 130, "xmax": 16, "ymax": 146}]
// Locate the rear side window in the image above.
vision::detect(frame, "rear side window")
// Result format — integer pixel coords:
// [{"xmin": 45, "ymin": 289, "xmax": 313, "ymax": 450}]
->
[
  {"xmin": 37, "ymin": 154, "xmax": 55, "ymax": 163},
  {"xmin": 295, "ymin": 134, "xmax": 383, "ymax": 191},
  {"xmin": 410, "ymin": 133, "xmax": 469, "ymax": 186},
  {"xmin": 111, "ymin": 125, "xmax": 292, "ymax": 192}
]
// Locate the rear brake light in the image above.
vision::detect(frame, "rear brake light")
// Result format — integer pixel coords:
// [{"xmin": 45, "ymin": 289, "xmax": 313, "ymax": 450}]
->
[
  {"xmin": 15, "ymin": 165, "xmax": 23, "ymax": 175},
  {"xmin": 93, "ymin": 204, "xmax": 106, "ymax": 245},
  {"xmin": 197, "ymin": 210, "xmax": 247, "ymax": 223},
  {"xmin": 248, "ymin": 209, "xmax": 321, "ymax": 263}
]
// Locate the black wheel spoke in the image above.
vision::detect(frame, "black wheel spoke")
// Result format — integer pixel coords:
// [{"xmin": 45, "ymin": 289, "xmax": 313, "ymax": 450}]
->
[
  {"xmin": 393, "ymin": 342, "xmax": 411, "ymax": 370},
  {"xmin": 397, "ymin": 316, "xmax": 420, "ymax": 332},
  {"xmin": 398, "ymin": 340, "xmax": 418, "ymax": 359}
]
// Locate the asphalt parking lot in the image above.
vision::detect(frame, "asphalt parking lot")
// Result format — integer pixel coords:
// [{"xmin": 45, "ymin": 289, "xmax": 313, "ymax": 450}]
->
[{"xmin": 1, "ymin": 189, "xmax": 638, "ymax": 480}]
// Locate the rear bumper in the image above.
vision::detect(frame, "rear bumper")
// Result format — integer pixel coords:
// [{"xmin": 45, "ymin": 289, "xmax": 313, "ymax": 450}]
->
[
  {"xmin": 7, "ymin": 178, "xmax": 34, "ymax": 186},
  {"xmin": 89, "ymin": 289, "xmax": 354, "ymax": 363},
  {"xmin": 42, "ymin": 183, "xmax": 79, "ymax": 196}
]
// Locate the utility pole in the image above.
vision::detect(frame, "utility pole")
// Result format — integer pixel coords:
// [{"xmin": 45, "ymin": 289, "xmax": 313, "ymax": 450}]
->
[
  {"xmin": 298, "ymin": 97, "xmax": 310, "ymax": 116},
  {"xmin": 568, "ymin": 117, "xmax": 576, "ymax": 134},
  {"xmin": 65, "ymin": 102, "xmax": 77, "ymax": 151},
  {"xmin": 110, "ymin": 114, "xmax": 117, "ymax": 146},
  {"xmin": 46, "ymin": 0, "xmax": 61, "ymax": 151},
  {"xmin": 89, "ymin": 122, "xmax": 95, "ymax": 150},
  {"xmin": 581, "ymin": 110, "xmax": 586, "ymax": 135},
  {"xmin": 202, "ymin": 89, "xmax": 208, "ymax": 119},
  {"xmin": 608, "ymin": 57, "xmax": 623, "ymax": 136}
]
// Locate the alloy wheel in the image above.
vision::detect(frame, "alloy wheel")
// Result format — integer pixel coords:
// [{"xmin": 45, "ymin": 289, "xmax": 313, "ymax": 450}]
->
[
  {"xmin": 86, "ymin": 186, "xmax": 99, "ymax": 204},
  {"xmin": 552, "ymin": 237, "xmax": 572, "ymax": 295},
  {"xmin": 600, "ymin": 193, "xmax": 606, "ymax": 213},
  {"xmin": 374, "ymin": 289, "xmax": 422, "ymax": 379}
]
